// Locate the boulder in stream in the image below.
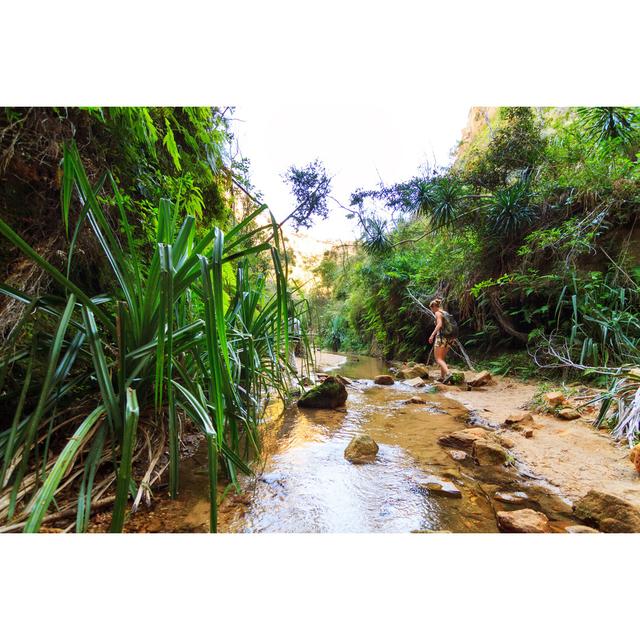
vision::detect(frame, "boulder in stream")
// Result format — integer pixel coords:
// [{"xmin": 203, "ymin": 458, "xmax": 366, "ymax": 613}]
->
[
  {"xmin": 406, "ymin": 396, "xmax": 426, "ymax": 404},
  {"xmin": 404, "ymin": 377, "xmax": 426, "ymax": 388},
  {"xmin": 438, "ymin": 427, "xmax": 491, "ymax": 453},
  {"xmin": 396, "ymin": 364, "xmax": 430, "ymax": 380},
  {"xmin": 473, "ymin": 440, "xmax": 510, "ymax": 466},
  {"xmin": 374, "ymin": 374, "xmax": 395, "ymax": 385},
  {"xmin": 344, "ymin": 434, "xmax": 379, "ymax": 464},
  {"xmin": 297, "ymin": 376, "xmax": 348, "ymax": 409},
  {"xmin": 497, "ymin": 508, "xmax": 551, "ymax": 533},
  {"xmin": 468, "ymin": 370, "xmax": 492, "ymax": 388},
  {"xmin": 447, "ymin": 449, "xmax": 468, "ymax": 462},
  {"xmin": 573, "ymin": 489, "xmax": 640, "ymax": 532}
]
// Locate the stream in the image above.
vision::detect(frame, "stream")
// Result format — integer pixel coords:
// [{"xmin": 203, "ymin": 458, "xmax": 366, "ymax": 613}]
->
[{"xmin": 126, "ymin": 354, "xmax": 581, "ymax": 533}]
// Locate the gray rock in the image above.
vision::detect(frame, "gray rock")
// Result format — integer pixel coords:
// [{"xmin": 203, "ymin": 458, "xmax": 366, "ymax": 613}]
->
[{"xmin": 344, "ymin": 434, "xmax": 379, "ymax": 464}]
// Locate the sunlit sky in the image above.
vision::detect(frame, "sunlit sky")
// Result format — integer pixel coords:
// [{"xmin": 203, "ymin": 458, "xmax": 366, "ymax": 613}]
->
[{"xmin": 231, "ymin": 104, "xmax": 472, "ymax": 247}]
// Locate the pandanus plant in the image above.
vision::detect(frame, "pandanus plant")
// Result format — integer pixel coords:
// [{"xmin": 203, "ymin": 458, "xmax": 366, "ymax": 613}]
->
[{"xmin": 0, "ymin": 143, "xmax": 301, "ymax": 532}]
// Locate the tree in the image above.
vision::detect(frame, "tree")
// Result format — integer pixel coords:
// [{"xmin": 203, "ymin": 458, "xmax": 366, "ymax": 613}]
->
[{"xmin": 282, "ymin": 159, "xmax": 332, "ymax": 230}]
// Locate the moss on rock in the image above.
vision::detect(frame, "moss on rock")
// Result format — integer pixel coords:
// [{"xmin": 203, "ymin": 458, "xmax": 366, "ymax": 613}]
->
[{"xmin": 297, "ymin": 376, "xmax": 348, "ymax": 409}]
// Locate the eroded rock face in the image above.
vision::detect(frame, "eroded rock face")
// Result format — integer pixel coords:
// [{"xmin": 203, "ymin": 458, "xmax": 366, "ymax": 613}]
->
[
  {"xmin": 497, "ymin": 509, "xmax": 550, "ymax": 533},
  {"xmin": 395, "ymin": 364, "xmax": 430, "ymax": 380},
  {"xmin": 344, "ymin": 434, "xmax": 379, "ymax": 464},
  {"xmin": 573, "ymin": 490, "xmax": 640, "ymax": 533},
  {"xmin": 447, "ymin": 449, "xmax": 468, "ymax": 461},
  {"xmin": 437, "ymin": 427, "xmax": 491, "ymax": 453},
  {"xmin": 374, "ymin": 374, "xmax": 395, "ymax": 385},
  {"xmin": 297, "ymin": 376, "xmax": 348, "ymax": 409},
  {"xmin": 468, "ymin": 370, "xmax": 492, "ymax": 388},
  {"xmin": 473, "ymin": 440, "xmax": 509, "ymax": 466}
]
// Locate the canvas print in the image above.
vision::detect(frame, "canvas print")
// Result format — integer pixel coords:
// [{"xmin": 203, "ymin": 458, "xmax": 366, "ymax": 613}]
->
[{"xmin": 1, "ymin": 106, "xmax": 639, "ymax": 533}]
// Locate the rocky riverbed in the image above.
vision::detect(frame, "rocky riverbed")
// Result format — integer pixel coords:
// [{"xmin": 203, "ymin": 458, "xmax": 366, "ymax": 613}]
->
[{"xmin": 109, "ymin": 353, "xmax": 640, "ymax": 533}]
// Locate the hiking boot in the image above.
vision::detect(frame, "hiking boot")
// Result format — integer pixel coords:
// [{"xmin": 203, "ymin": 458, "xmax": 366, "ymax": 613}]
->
[{"xmin": 442, "ymin": 373, "xmax": 453, "ymax": 385}]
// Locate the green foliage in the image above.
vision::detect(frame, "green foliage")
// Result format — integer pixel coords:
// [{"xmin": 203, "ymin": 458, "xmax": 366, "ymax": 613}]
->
[
  {"xmin": 0, "ymin": 145, "xmax": 304, "ymax": 532},
  {"xmin": 312, "ymin": 106, "xmax": 640, "ymax": 376}
]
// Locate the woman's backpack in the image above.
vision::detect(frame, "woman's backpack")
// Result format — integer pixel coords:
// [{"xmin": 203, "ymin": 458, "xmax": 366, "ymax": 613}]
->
[{"xmin": 440, "ymin": 311, "xmax": 459, "ymax": 339}]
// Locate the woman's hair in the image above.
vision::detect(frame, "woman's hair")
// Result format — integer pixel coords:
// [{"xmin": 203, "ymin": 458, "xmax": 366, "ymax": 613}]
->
[{"xmin": 429, "ymin": 298, "xmax": 443, "ymax": 309}]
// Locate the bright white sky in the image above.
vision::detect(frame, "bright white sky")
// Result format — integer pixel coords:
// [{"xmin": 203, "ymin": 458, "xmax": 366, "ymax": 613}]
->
[{"xmin": 231, "ymin": 104, "xmax": 471, "ymax": 246}]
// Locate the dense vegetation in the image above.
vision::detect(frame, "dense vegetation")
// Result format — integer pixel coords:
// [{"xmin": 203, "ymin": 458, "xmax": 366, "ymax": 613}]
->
[
  {"xmin": 0, "ymin": 108, "xmax": 309, "ymax": 532},
  {"xmin": 310, "ymin": 107, "xmax": 640, "ymax": 440}
]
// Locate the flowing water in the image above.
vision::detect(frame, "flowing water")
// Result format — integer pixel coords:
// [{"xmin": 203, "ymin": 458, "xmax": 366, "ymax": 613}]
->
[{"xmin": 127, "ymin": 354, "xmax": 580, "ymax": 533}]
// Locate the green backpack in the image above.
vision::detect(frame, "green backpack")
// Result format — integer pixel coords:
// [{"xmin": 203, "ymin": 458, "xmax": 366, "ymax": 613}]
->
[{"xmin": 440, "ymin": 311, "xmax": 459, "ymax": 339}]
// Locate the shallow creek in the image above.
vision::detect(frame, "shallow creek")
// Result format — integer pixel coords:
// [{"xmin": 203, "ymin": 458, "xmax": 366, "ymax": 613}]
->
[{"xmin": 126, "ymin": 354, "xmax": 582, "ymax": 533}]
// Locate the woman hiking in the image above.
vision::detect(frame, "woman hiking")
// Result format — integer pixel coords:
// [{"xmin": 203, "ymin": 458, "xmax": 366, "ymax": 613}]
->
[{"xmin": 428, "ymin": 298, "xmax": 456, "ymax": 384}]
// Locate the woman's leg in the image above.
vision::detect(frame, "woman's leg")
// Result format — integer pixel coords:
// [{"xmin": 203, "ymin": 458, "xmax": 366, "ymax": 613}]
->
[{"xmin": 434, "ymin": 345, "xmax": 450, "ymax": 379}]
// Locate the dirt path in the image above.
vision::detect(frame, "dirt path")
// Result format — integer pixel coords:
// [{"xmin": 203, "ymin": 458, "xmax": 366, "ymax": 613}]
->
[{"xmin": 441, "ymin": 375, "xmax": 640, "ymax": 506}]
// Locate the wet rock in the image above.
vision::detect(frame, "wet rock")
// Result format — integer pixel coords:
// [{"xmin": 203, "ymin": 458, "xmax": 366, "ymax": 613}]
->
[
  {"xmin": 558, "ymin": 407, "xmax": 580, "ymax": 420},
  {"xmin": 497, "ymin": 509, "xmax": 551, "ymax": 533},
  {"xmin": 468, "ymin": 370, "xmax": 492, "ymax": 388},
  {"xmin": 405, "ymin": 376, "xmax": 426, "ymax": 388},
  {"xmin": 544, "ymin": 391, "xmax": 565, "ymax": 406},
  {"xmin": 405, "ymin": 396, "xmax": 426, "ymax": 404},
  {"xmin": 630, "ymin": 444, "xmax": 640, "ymax": 474},
  {"xmin": 336, "ymin": 374, "xmax": 353, "ymax": 386},
  {"xmin": 344, "ymin": 434, "xmax": 379, "ymax": 464},
  {"xmin": 564, "ymin": 525, "xmax": 600, "ymax": 534},
  {"xmin": 494, "ymin": 491, "xmax": 528, "ymax": 505},
  {"xmin": 396, "ymin": 364, "xmax": 430, "ymax": 380},
  {"xmin": 420, "ymin": 480, "xmax": 462, "ymax": 499},
  {"xmin": 300, "ymin": 376, "xmax": 314, "ymax": 386},
  {"xmin": 447, "ymin": 449, "xmax": 468, "ymax": 461},
  {"xmin": 297, "ymin": 376, "xmax": 348, "ymax": 409},
  {"xmin": 573, "ymin": 490, "xmax": 640, "ymax": 533},
  {"xmin": 473, "ymin": 440, "xmax": 509, "ymax": 466},
  {"xmin": 438, "ymin": 427, "xmax": 491, "ymax": 452},
  {"xmin": 374, "ymin": 374, "xmax": 395, "ymax": 385}
]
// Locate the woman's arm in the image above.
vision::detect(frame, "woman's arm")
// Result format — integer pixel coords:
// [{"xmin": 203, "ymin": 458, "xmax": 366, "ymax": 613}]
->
[{"xmin": 429, "ymin": 311, "xmax": 443, "ymax": 344}]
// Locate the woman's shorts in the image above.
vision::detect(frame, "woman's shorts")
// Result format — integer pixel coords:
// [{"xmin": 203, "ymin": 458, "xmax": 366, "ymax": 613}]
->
[{"xmin": 435, "ymin": 334, "xmax": 455, "ymax": 348}]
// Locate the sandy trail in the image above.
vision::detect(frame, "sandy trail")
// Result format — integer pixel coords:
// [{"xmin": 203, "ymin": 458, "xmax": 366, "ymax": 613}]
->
[{"xmin": 442, "ymin": 375, "xmax": 640, "ymax": 506}]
